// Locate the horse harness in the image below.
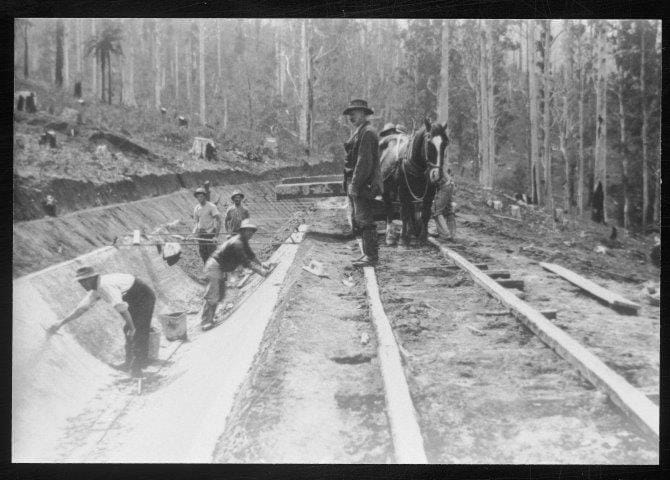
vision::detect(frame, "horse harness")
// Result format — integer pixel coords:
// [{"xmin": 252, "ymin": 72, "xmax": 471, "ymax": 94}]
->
[{"xmin": 400, "ymin": 130, "xmax": 439, "ymax": 202}]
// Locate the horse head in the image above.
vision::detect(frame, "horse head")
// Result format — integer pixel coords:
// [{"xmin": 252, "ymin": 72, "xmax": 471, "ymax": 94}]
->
[{"xmin": 422, "ymin": 118, "xmax": 449, "ymax": 184}]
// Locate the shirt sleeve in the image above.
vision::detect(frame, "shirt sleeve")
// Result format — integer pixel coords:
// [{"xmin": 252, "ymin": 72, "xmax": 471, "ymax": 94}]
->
[
  {"xmin": 76, "ymin": 290, "xmax": 98, "ymax": 311},
  {"xmin": 351, "ymin": 130, "xmax": 376, "ymax": 193},
  {"xmin": 210, "ymin": 204, "xmax": 222, "ymax": 218},
  {"xmin": 99, "ymin": 284, "xmax": 129, "ymax": 313},
  {"xmin": 243, "ymin": 241, "xmax": 258, "ymax": 264}
]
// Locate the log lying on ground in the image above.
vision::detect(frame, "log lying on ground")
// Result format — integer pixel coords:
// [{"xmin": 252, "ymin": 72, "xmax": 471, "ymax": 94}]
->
[
  {"xmin": 363, "ymin": 267, "xmax": 427, "ymax": 464},
  {"xmin": 539, "ymin": 262, "xmax": 640, "ymax": 313},
  {"xmin": 429, "ymin": 238, "xmax": 658, "ymax": 440}
]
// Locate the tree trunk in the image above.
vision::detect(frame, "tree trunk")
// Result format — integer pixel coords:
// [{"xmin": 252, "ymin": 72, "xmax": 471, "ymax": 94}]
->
[
  {"xmin": 478, "ymin": 21, "xmax": 489, "ymax": 186},
  {"xmin": 63, "ymin": 19, "xmax": 70, "ymax": 92},
  {"xmin": 174, "ymin": 34, "xmax": 179, "ymax": 104},
  {"xmin": 23, "ymin": 24, "xmax": 29, "ymax": 79},
  {"xmin": 55, "ymin": 20, "xmax": 64, "ymax": 87},
  {"xmin": 75, "ymin": 19, "xmax": 82, "ymax": 83},
  {"xmin": 640, "ymin": 22, "xmax": 648, "ymax": 229},
  {"xmin": 100, "ymin": 55, "xmax": 106, "ymax": 102},
  {"xmin": 593, "ymin": 21, "xmax": 608, "ymax": 224},
  {"xmin": 527, "ymin": 20, "xmax": 541, "ymax": 204},
  {"xmin": 577, "ymin": 32, "xmax": 585, "ymax": 216},
  {"xmin": 299, "ymin": 19, "xmax": 310, "ymax": 151},
  {"xmin": 542, "ymin": 20, "xmax": 553, "ymax": 212},
  {"xmin": 107, "ymin": 51, "xmax": 112, "ymax": 104},
  {"xmin": 91, "ymin": 19, "xmax": 97, "ymax": 98},
  {"xmin": 217, "ymin": 19, "xmax": 222, "ymax": 98},
  {"xmin": 154, "ymin": 21, "xmax": 162, "ymax": 110},
  {"xmin": 486, "ymin": 21, "xmax": 495, "ymax": 189},
  {"xmin": 617, "ymin": 69, "xmax": 630, "ymax": 229},
  {"xmin": 198, "ymin": 19, "xmax": 206, "ymax": 125},
  {"xmin": 561, "ymin": 20, "xmax": 573, "ymax": 213},
  {"xmin": 122, "ymin": 20, "xmax": 137, "ymax": 107},
  {"xmin": 437, "ymin": 19, "xmax": 450, "ymax": 128},
  {"xmin": 186, "ymin": 32, "xmax": 191, "ymax": 108},
  {"xmin": 223, "ymin": 95, "xmax": 228, "ymax": 131}
]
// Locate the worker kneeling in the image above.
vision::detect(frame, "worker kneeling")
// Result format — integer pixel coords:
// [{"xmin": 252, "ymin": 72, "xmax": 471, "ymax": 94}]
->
[
  {"xmin": 47, "ymin": 266, "xmax": 156, "ymax": 377},
  {"xmin": 201, "ymin": 218, "xmax": 270, "ymax": 329}
]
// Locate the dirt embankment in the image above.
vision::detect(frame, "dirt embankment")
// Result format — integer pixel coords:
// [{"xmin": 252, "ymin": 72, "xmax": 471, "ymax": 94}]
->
[{"xmin": 14, "ymin": 160, "xmax": 340, "ymax": 222}]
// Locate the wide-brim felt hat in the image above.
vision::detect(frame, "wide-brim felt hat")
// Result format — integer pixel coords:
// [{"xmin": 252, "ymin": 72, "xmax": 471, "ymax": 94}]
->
[
  {"xmin": 343, "ymin": 99, "xmax": 374, "ymax": 115},
  {"xmin": 238, "ymin": 219, "xmax": 257, "ymax": 232},
  {"xmin": 194, "ymin": 187, "xmax": 207, "ymax": 197},
  {"xmin": 75, "ymin": 265, "xmax": 99, "ymax": 281},
  {"xmin": 380, "ymin": 122, "xmax": 396, "ymax": 136},
  {"xmin": 231, "ymin": 190, "xmax": 245, "ymax": 201}
]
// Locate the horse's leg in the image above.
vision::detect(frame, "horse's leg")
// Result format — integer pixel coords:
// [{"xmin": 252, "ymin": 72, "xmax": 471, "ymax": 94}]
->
[
  {"xmin": 399, "ymin": 186, "xmax": 413, "ymax": 247},
  {"xmin": 383, "ymin": 179, "xmax": 396, "ymax": 246}
]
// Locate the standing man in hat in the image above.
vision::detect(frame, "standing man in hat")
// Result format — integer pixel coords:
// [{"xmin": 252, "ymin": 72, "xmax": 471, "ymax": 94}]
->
[
  {"xmin": 224, "ymin": 190, "xmax": 250, "ymax": 235},
  {"xmin": 46, "ymin": 266, "xmax": 156, "ymax": 377},
  {"xmin": 193, "ymin": 187, "xmax": 222, "ymax": 264},
  {"xmin": 342, "ymin": 99, "xmax": 383, "ymax": 267},
  {"xmin": 200, "ymin": 219, "xmax": 270, "ymax": 329}
]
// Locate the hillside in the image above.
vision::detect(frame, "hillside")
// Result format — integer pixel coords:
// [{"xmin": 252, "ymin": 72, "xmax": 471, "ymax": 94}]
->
[{"xmin": 13, "ymin": 77, "xmax": 336, "ymax": 221}]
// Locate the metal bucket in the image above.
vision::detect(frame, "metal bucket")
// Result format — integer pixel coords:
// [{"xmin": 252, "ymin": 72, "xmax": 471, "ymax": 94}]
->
[{"xmin": 159, "ymin": 312, "xmax": 188, "ymax": 341}]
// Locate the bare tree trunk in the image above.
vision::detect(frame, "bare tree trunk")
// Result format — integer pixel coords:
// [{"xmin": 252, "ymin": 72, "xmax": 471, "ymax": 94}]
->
[
  {"xmin": 640, "ymin": 22, "xmax": 648, "ymax": 229},
  {"xmin": 122, "ymin": 20, "xmax": 137, "ymax": 107},
  {"xmin": 90, "ymin": 19, "xmax": 97, "ymax": 98},
  {"xmin": 437, "ymin": 19, "xmax": 450, "ymax": 127},
  {"xmin": 478, "ymin": 21, "xmax": 489, "ymax": 186},
  {"xmin": 486, "ymin": 20, "xmax": 495, "ymax": 189},
  {"xmin": 223, "ymin": 96, "xmax": 228, "ymax": 131},
  {"xmin": 55, "ymin": 20, "xmax": 64, "ymax": 87},
  {"xmin": 198, "ymin": 19, "xmax": 206, "ymax": 125},
  {"xmin": 542, "ymin": 20, "xmax": 553, "ymax": 212},
  {"xmin": 63, "ymin": 19, "xmax": 70, "ymax": 92},
  {"xmin": 75, "ymin": 18, "xmax": 82, "ymax": 83},
  {"xmin": 217, "ymin": 19, "xmax": 222, "ymax": 97},
  {"xmin": 577, "ymin": 31, "xmax": 585, "ymax": 216},
  {"xmin": 107, "ymin": 51, "xmax": 112, "ymax": 104},
  {"xmin": 186, "ymin": 32, "xmax": 191, "ymax": 109},
  {"xmin": 100, "ymin": 54, "xmax": 106, "ymax": 102},
  {"xmin": 617, "ymin": 69, "xmax": 630, "ymax": 229},
  {"xmin": 23, "ymin": 23, "xmax": 29, "ymax": 79},
  {"xmin": 154, "ymin": 20, "xmax": 162, "ymax": 110},
  {"xmin": 174, "ymin": 31, "xmax": 179, "ymax": 105},
  {"xmin": 299, "ymin": 19, "xmax": 311, "ymax": 151},
  {"xmin": 560, "ymin": 20, "xmax": 573, "ymax": 213},
  {"xmin": 594, "ymin": 21, "xmax": 608, "ymax": 223},
  {"xmin": 527, "ymin": 20, "xmax": 541, "ymax": 203}
]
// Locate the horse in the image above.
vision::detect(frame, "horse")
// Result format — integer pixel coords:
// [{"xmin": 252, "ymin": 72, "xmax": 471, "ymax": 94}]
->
[{"xmin": 379, "ymin": 118, "xmax": 449, "ymax": 246}]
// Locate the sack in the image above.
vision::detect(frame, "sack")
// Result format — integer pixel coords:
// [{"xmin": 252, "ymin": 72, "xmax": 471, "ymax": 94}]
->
[{"xmin": 163, "ymin": 242, "xmax": 182, "ymax": 266}]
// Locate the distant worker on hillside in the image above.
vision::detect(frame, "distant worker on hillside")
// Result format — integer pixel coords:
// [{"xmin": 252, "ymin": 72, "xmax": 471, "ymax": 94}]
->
[
  {"xmin": 203, "ymin": 180, "xmax": 221, "ymax": 205},
  {"xmin": 200, "ymin": 219, "xmax": 270, "ymax": 329},
  {"xmin": 224, "ymin": 190, "xmax": 250, "ymax": 235},
  {"xmin": 46, "ymin": 266, "xmax": 156, "ymax": 377},
  {"xmin": 42, "ymin": 195, "xmax": 58, "ymax": 217},
  {"xmin": 193, "ymin": 187, "xmax": 222, "ymax": 264},
  {"xmin": 342, "ymin": 99, "xmax": 382, "ymax": 267}
]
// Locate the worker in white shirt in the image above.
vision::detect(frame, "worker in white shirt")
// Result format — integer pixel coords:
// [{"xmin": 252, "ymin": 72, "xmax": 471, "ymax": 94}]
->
[{"xmin": 47, "ymin": 266, "xmax": 156, "ymax": 377}]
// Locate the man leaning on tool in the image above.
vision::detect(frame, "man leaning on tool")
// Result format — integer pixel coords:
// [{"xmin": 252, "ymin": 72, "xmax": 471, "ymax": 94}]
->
[
  {"xmin": 193, "ymin": 187, "xmax": 222, "ymax": 264},
  {"xmin": 342, "ymin": 99, "xmax": 382, "ymax": 267},
  {"xmin": 224, "ymin": 189, "xmax": 250, "ymax": 236},
  {"xmin": 47, "ymin": 266, "xmax": 156, "ymax": 377},
  {"xmin": 200, "ymin": 219, "xmax": 271, "ymax": 329}
]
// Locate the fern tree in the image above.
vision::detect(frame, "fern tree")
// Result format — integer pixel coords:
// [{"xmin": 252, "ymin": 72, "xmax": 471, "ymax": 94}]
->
[{"xmin": 85, "ymin": 23, "xmax": 123, "ymax": 104}]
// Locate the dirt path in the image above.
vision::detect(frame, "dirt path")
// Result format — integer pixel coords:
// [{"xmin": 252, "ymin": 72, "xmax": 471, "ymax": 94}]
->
[
  {"xmin": 374, "ymin": 231, "xmax": 657, "ymax": 463},
  {"xmin": 214, "ymin": 210, "xmax": 394, "ymax": 463}
]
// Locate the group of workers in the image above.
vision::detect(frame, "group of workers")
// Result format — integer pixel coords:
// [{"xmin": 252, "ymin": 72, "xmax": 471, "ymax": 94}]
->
[{"xmin": 46, "ymin": 98, "xmax": 455, "ymax": 378}]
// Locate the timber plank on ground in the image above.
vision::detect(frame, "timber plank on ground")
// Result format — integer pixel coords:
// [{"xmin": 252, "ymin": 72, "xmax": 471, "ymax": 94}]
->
[
  {"xmin": 429, "ymin": 238, "xmax": 658, "ymax": 441},
  {"xmin": 363, "ymin": 267, "xmax": 428, "ymax": 464},
  {"xmin": 539, "ymin": 262, "xmax": 640, "ymax": 313}
]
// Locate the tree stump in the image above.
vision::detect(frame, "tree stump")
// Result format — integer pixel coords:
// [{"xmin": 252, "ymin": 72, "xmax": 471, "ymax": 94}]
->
[
  {"xmin": 493, "ymin": 200, "xmax": 503, "ymax": 211},
  {"xmin": 39, "ymin": 130, "xmax": 57, "ymax": 148},
  {"xmin": 74, "ymin": 82, "xmax": 82, "ymax": 98},
  {"xmin": 178, "ymin": 116, "xmax": 188, "ymax": 127},
  {"xmin": 17, "ymin": 96, "xmax": 24, "ymax": 111},
  {"xmin": 190, "ymin": 137, "xmax": 216, "ymax": 160},
  {"xmin": 554, "ymin": 208, "xmax": 565, "ymax": 223}
]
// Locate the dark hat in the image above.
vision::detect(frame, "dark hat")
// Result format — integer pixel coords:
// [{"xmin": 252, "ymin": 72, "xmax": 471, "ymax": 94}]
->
[
  {"xmin": 231, "ymin": 190, "xmax": 245, "ymax": 201},
  {"xmin": 343, "ymin": 99, "xmax": 374, "ymax": 116},
  {"xmin": 194, "ymin": 187, "xmax": 207, "ymax": 197},
  {"xmin": 75, "ymin": 265, "xmax": 99, "ymax": 281},
  {"xmin": 380, "ymin": 122, "xmax": 396, "ymax": 137}
]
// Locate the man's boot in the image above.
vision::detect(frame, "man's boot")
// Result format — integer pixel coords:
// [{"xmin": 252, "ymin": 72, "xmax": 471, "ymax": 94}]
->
[
  {"xmin": 446, "ymin": 213, "xmax": 456, "ymax": 239},
  {"xmin": 201, "ymin": 302, "xmax": 217, "ymax": 328},
  {"xmin": 352, "ymin": 228, "xmax": 378, "ymax": 267}
]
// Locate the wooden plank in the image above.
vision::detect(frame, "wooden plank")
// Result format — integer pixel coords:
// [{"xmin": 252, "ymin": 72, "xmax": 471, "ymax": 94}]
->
[
  {"xmin": 539, "ymin": 262, "xmax": 640, "ymax": 312},
  {"xmin": 363, "ymin": 267, "xmax": 428, "ymax": 464},
  {"xmin": 446, "ymin": 263, "xmax": 488, "ymax": 270},
  {"xmin": 486, "ymin": 270, "xmax": 510, "ymax": 279},
  {"xmin": 479, "ymin": 309, "xmax": 557, "ymax": 319},
  {"xmin": 429, "ymin": 238, "xmax": 658, "ymax": 440},
  {"xmin": 496, "ymin": 279, "xmax": 525, "ymax": 290}
]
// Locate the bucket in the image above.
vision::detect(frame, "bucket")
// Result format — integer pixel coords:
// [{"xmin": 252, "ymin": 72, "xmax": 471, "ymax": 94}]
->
[
  {"xmin": 148, "ymin": 328, "xmax": 161, "ymax": 361},
  {"xmin": 159, "ymin": 312, "xmax": 188, "ymax": 341}
]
